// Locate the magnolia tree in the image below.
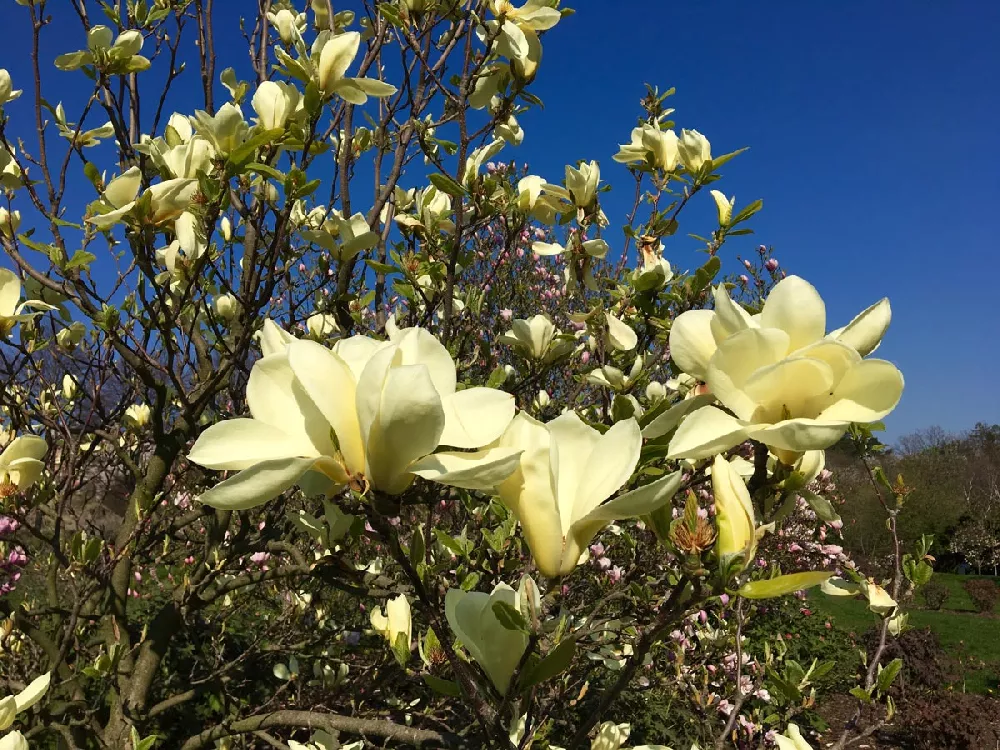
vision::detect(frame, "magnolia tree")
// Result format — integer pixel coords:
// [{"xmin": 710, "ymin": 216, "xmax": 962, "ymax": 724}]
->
[{"xmin": 0, "ymin": 1, "xmax": 925, "ymax": 749}]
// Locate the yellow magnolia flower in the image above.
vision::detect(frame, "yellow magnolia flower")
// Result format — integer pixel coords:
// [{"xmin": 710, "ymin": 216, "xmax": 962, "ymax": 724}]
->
[
  {"xmin": 306, "ymin": 313, "xmax": 339, "ymax": 339},
  {"xmin": 0, "ymin": 210, "xmax": 19, "ymax": 239},
  {"xmin": 0, "ymin": 673, "xmax": 50, "ymax": 733},
  {"xmin": 500, "ymin": 314, "xmax": 574, "ymax": 362},
  {"xmin": 251, "ymin": 80, "xmax": 302, "ymax": 131},
  {"xmin": 445, "ymin": 583, "xmax": 528, "ymax": 694},
  {"xmin": 54, "ymin": 26, "xmax": 150, "ymax": 74},
  {"xmin": 124, "ymin": 404, "xmax": 151, "ymax": 430},
  {"xmin": 0, "ymin": 270, "xmax": 56, "ymax": 338},
  {"xmin": 0, "ymin": 730, "xmax": 27, "ymax": 750},
  {"xmin": 370, "ymin": 594, "xmax": 412, "ymax": 654},
  {"xmin": 309, "ymin": 31, "xmax": 397, "ymax": 103},
  {"xmin": 774, "ymin": 724, "xmax": 814, "ymax": 750},
  {"xmin": 188, "ymin": 325, "xmax": 519, "ymax": 508},
  {"xmin": 267, "ymin": 8, "xmax": 307, "ymax": 45},
  {"xmin": 613, "ymin": 123, "xmax": 679, "ymax": 171},
  {"xmin": 487, "ymin": 0, "xmax": 561, "ymax": 80},
  {"xmin": 677, "ymin": 128, "xmax": 711, "ymax": 172},
  {"xmin": 87, "ymin": 167, "xmax": 198, "ymax": 229},
  {"xmin": 191, "ymin": 103, "xmax": 250, "ymax": 156},
  {"xmin": 0, "ymin": 69, "xmax": 22, "ymax": 108},
  {"xmin": 712, "ymin": 455, "xmax": 757, "ymax": 564},
  {"xmin": 668, "ymin": 276, "xmax": 903, "ymax": 459},
  {"xmin": 709, "ymin": 190, "xmax": 735, "ymax": 225},
  {"xmin": 394, "ymin": 186, "xmax": 454, "ymax": 234},
  {"xmin": 0, "ymin": 435, "xmax": 47, "ymax": 495},
  {"xmin": 496, "ymin": 412, "xmax": 682, "ymax": 577}
]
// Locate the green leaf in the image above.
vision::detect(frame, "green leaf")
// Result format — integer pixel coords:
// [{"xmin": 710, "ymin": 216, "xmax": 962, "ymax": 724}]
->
[
  {"xmin": 737, "ymin": 571, "xmax": 832, "ymax": 599},
  {"xmin": 365, "ymin": 260, "xmax": 398, "ymax": 275},
  {"xmin": 801, "ymin": 490, "xmax": 841, "ymax": 523},
  {"xmin": 522, "ymin": 638, "xmax": 576, "ymax": 689},
  {"xmin": 65, "ymin": 250, "xmax": 97, "ymax": 272},
  {"xmin": 877, "ymin": 658, "xmax": 903, "ymax": 694},
  {"xmin": 428, "ymin": 172, "xmax": 466, "ymax": 198},
  {"xmin": 492, "ymin": 600, "xmax": 529, "ymax": 633},
  {"xmin": 247, "ymin": 162, "xmax": 286, "ymax": 182},
  {"xmin": 391, "ymin": 631, "xmax": 410, "ymax": 667},
  {"xmin": 849, "ymin": 685, "xmax": 873, "ymax": 704},
  {"xmin": 229, "ymin": 128, "xmax": 285, "ymax": 169},
  {"xmin": 409, "ymin": 527, "xmax": 425, "ymax": 569},
  {"xmin": 422, "ymin": 674, "xmax": 460, "ymax": 697},
  {"xmin": 688, "ymin": 255, "xmax": 721, "ymax": 295}
]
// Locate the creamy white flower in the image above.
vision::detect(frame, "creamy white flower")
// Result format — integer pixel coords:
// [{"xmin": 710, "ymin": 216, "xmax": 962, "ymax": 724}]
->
[
  {"xmin": 496, "ymin": 412, "xmax": 681, "ymax": 577},
  {"xmin": 677, "ymin": 129, "xmax": 711, "ymax": 172},
  {"xmin": 191, "ymin": 103, "xmax": 249, "ymax": 156},
  {"xmin": 613, "ymin": 123, "xmax": 679, "ymax": 171},
  {"xmin": 88, "ymin": 167, "xmax": 198, "ymax": 229},
  {"xmin": 774, "ymin": 724, "xmax": 814, "ymax": 750},
  {"xmin": 0, "ymin": 435, "xmax": 47, "ymax": 492},
  {"xmin": 124, "ymin": 404, "xmax": 151, "ymax": 430},
  {"xmin": 370, "ymin": 594, "xmax": 412, "ymax": 653},
  {"xmin": 307, "ymin": 313, "xmax": 339, "ymax": 338},
  {"xmin": 500, "ymin": 314, "xmax": 574, "ymax": 362},
  {"xmin": 188, "ymin": 325, "xmax": 519, "ymax": 508},
  {"xmin": 668, "ymin": 277, "xmax": 902, "ymax": 459},
  {"xmin": 0, "ymin": 673, "xmax": 50, "ymax": 732},
  {"xmin": 252, "ymin": 80, "xmax": 302, "ymax": 131},
  {"xmin": 0, "ymin": 69, "xmax": 22, "ymax": 108},
  {"xmin": 312, "ymin": 31, "xmax": 397, "ymax": 103}
]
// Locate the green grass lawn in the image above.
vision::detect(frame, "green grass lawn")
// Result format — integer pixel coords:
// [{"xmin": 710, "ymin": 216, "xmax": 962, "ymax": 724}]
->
[{"xmin": 810, "ymin": 573, "xmax": 1000, "ymax": 695}]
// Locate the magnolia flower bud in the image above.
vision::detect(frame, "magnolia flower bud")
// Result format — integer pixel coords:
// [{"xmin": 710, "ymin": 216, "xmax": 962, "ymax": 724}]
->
[
  {"xmin": 214, "ymin": 294, "xmax": 237, "ymax": 321},
  {"xmin": 220, "ymin": 216, "xmax": 232, "ymax": 242},
  {"xmin": 251, "ymin": 80, "xmax": 302, "ymax": 131},
  {"xmin": 306, "ymin": 313, "xmax": 339, "ymax": 338},
  {"xmin": 565, "ymin": 160, "xmax": 600, "ymax": 209},
  {"xmin": 61, "ymin": 374, "xmax": 78, "ymax": 401},
  {"xmin": 124, "ymin": 404, "xmax": 151, "ymax": 430},
  {"xmin": 678, "ymin": 129, "xmax": 711, "ymax": 173},
  {"xmin": 0, "ymin": 208, "xmax": 20, "ymax": 238},
  {"xmin": 712, "ymin": 455, "xmax": 755, "ymax": 564},
  {"xmin": 369, "ymin": 594, "xmax": 412, "ymax": 660}
]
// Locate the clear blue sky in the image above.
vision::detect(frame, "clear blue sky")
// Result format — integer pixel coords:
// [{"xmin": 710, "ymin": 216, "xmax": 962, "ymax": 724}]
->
[
  {"xmin": 520, "ymin": 1, "xmax": 1000, "ymax": 443},
  {"xmin": 4, "ymin": 2, "xmax": 998, "ymax": 444}
]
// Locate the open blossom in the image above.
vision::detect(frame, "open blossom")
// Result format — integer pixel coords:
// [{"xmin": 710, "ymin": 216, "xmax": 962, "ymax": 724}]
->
[
  {"xmin": 0, "ymin": 673, "xmax": 51, "ymax": 736},
  {"xmin": 495, "ymin": 412, "xmax": 681, "ymax": 577},
  {"xmin": 668, "ymin": 276, "xmax": 903, "ymax": 460},
  {"xmin": 188, "ymin": 324, "xmax": 519, "ymax": 508},
  {"xmin": 370, "ymin": 594, "xmax": 412, "ymax": 655},
  {"xmin": 0, "ymin": 435, "xmax": 47, "ymax": 495}
]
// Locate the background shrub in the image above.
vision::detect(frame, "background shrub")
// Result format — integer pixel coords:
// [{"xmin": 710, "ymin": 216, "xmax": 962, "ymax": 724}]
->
[
  {"xmin": 921, "ymin": 578, "xmax": 951, "ymax": 610},
  {"xmin": 963, "ymin": 578, "xmax": 1000, "ymax": 613}
]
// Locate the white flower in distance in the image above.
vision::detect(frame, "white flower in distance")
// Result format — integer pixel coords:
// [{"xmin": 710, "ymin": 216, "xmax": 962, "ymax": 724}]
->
[
  {"xmin": 251, "ymin": 80, "xmax": 302, "ymax": 131},
  {"xmin": 668, "ymin": 276, "xmax": 903, "ymax": 460},
  {"xmin": 87, "ymin": 167, "xmax": 198, "ymax": 229},
  {"xmin": 188, "ymin": 325, "xmax": 520, "ymax": 508},
  {"xmin": 0, "ymin": 434, "xmax": 47, "ymax": 495},
  {"xmin": 0, "ymin": 673, "xmax": 50, "ymax": 733},
  {"xmin": 613, "ymin": 123, "xmax": 680, "ymax": 171},
  {"xmin": 370, "ymin": 594, "xmax": 412, "ymax": 653},
  {"xmin": 310, "ymin": 31, "xmax": 397, "ymax": 103},
  {"xmin": 445, "ymin": 583, "xmax": 528, "ymax": 695},
  {"xmin": 394, "ymin": 186, "xmax": 454, "ymax": 234},
  {"xmin": 0, "ymin": 209, "xmax": 19, "ymax": 239},
  {"xmin": 496, "ymin": 412, "xmax": 682, "ymax": 577},
  {"xmin": 500, "ymin": 314, "xmax": 574, "ymax": 362}
]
